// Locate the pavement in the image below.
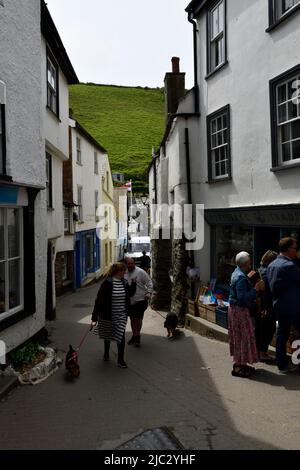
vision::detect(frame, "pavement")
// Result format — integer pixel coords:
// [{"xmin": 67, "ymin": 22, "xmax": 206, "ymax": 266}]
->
[{"xmin": 1, "ymin": 281, "xmax": 300, "ymax": 450}]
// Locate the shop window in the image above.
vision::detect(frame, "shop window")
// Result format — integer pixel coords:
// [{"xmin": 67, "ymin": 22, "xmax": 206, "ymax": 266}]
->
[
  {"xmin": 47, "ymin": 51, "xmax": 59, "ymax": 116},
  {"xmin": 270, "ymin": 65, "xmax": 300, "ymax": 169},
  {"xmin": 268, "ymin": 0, "xmax": 300, "ymax": 28},
  {"xmin": 0, "ymin": 208, "xmax": 23, "ymax": 319},
  {"xmin": 214, "ymin": 225, "xmax": 253, "ymax": 285},
  {"xmin": 85, "ymin": 234, "xmax": 94, "ymax": 272},
  {"xmin": 207, "ymin": 105, "xmax": 231, "ymax": 181},
  {"xmin": 207, "ymin": 0, "xmax": 227, "ymax": 76}
]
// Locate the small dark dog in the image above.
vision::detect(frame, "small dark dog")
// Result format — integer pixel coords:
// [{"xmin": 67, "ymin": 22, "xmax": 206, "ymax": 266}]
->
[
  {"xmin": 65, "ymin": 345, "xmax": 80, "ymax": 378},
  {"xmin": 164, "ymin": 313, "xmax": 178, "ymax": 339}
]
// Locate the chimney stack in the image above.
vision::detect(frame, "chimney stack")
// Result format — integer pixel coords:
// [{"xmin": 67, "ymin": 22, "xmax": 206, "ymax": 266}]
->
[{"xmin": 164, "ymin": 57, "xmax": 185, "ymax": 121}]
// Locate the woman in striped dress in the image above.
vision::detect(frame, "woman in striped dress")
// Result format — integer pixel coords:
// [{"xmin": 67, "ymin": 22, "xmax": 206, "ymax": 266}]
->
[{"xmin": 91, "ymin": 263, "xmax": 136, "ymax": 368}]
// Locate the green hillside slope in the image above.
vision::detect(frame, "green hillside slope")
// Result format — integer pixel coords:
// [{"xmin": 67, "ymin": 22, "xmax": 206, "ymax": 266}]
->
[{"xmin": 69, "ymin": 83, "xmax": 165, "ymax": 192}]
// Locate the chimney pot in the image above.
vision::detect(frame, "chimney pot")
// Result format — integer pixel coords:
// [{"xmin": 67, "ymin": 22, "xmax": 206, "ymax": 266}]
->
[{"xmin": 172, "ymin": 57, "xmax": 180, "ymax": 74}]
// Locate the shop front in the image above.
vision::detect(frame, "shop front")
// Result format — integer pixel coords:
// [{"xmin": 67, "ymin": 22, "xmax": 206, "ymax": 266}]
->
[{"xmin": 206, "ymin": 204, "xmax": 300, "ymax": 287}]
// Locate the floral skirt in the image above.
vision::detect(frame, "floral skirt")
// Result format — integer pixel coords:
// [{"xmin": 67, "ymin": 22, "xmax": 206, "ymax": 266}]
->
[{"xmin": 228, "ymin": 305, "xmax": 258, "ymax": 365}]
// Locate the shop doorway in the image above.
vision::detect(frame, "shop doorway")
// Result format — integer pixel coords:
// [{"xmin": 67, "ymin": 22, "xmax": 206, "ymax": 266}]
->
[{"xmin": 253, "ymin": 227, "xmax": 281, "ymax": 269}]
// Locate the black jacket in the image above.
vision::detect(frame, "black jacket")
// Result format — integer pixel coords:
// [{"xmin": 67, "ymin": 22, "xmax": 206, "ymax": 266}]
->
[{"xmin": 92, "ymin": 277, "xmax": 136, "ymax": 322}]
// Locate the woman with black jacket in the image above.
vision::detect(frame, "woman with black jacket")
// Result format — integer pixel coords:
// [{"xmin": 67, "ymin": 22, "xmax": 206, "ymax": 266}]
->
[{"xmin": 91, "ymin": 263, "xmax": 136, "ymax": 368}]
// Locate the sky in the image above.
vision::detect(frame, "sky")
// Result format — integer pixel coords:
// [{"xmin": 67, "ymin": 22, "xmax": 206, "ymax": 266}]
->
[{"xmin": 46, "ymin": 0, "xmax": 194, "ymax": 89}]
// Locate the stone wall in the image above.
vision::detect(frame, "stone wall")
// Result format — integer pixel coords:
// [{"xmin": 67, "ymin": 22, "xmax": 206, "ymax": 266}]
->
[{"xmin": 170, "ymin": 239, "xmax": 189, "ymax": 326}]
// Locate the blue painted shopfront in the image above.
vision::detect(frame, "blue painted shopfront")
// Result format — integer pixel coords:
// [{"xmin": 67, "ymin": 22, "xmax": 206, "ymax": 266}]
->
[{"xmin": 75, "ymin": 229, "xmax": 100, "ymax": 288}]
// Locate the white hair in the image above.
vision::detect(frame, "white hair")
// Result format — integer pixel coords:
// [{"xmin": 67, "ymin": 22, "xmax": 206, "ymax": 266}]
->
[{"xmin": 236, "ymin": 251, "xmax": 251, "ymax": 267}]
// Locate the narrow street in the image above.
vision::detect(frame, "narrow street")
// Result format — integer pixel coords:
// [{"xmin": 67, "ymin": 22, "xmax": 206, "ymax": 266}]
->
[{"xmin": 1, "ymin": 282, "xmax": 300, "ymax": 450}]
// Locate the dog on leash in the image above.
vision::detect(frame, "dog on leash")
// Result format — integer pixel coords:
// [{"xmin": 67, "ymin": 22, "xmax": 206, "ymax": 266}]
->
[
  {"xmin": 164, "ymin": 313, "xmax": 179, "ymax": 339},
  {"xmin": 65, "ymin": 345, "xmax": 80, "ymax": 378}
]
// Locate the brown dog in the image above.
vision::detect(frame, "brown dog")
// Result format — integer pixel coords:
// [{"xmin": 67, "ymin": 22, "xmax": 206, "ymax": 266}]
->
[{"xmin": 65, "ymin": 345, "xmax": 80, "ymax": 378}]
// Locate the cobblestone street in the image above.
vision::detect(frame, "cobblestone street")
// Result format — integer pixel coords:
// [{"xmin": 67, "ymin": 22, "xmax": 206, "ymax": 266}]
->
[{"xmin": 1, "ymin": 282, "xmax": 300, "ymax": 450}]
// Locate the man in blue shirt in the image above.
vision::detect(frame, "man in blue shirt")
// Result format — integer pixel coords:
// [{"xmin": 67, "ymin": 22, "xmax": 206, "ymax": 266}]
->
[{"xmin": 267, "ymin": 237, "xmax": 300, "ymax": 373}]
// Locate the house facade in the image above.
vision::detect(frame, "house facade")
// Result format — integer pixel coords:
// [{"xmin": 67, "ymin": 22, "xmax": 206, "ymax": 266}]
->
[
  {"xmin": 113, "ymin": 186, "xmax": 128, "ymax": 261},
  {"xmin": 66, "ymin": 119, "xmax": 108, "ymax": 288},
  {"xmin": 41, "ymin": 0, "xmax": 79, "ymax": 319},
  {"xmin": 150, "ymin": 0, "xmax": 300, "ymax": 310},
  {"xmin": 0, "ymin": 0, "xmax": 46, "ymax": 352},
  {"xmin": 100, "ymin": 155, "xmax": 116, "ymax": 274}
]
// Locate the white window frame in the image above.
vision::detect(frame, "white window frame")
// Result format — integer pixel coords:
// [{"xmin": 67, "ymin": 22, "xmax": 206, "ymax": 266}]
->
[
  {"xmin": 276, "ymin": 74, "xmax": 300, "ymax": 166},
  {"xmin": 77, "ymin": 186, "xmax": 83, "ymax": 221},
  {"xmin": 76, "ymin": 137, "xmax": 82, "ymax": 165},
  {"xmin": 94, "ymin": 151, "xmax": 98, "ymax": 174},
  {"xmin": 208, "ymin": 109, "xmax": 230, "ymax": 180},
  {"xmin": 47, "ymin": 54, "xmax": 58, "ymax": 115},
  {"xmin": 0, "ymin": 208, "xmax": 24, "ymax": 322},
  {"xmin": 64, "ymin": 206, "xmax": 70, "ymax": 233},
  {"xmin": 274, "ymin": 0, "xmax": 300, "ymax": 20},
  {"xmin": 208, "ymin": 0, "xmax": 226, "ymax": 74}
]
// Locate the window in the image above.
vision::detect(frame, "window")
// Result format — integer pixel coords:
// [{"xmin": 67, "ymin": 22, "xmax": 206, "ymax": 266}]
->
[
  {"xmin": 0, "ymin": 208, "xmax": 23, "ymax": 319},
  {"xmin": 109, "ymin": 241, "xmax": 112, "ymax": 263},
  {"xmin": 94, "ymin": 152, "xmax": 98, "ymax": 174},
  {"xmin": 76, "ymin": 137, "xmax": 82, "ymax": 164},
  {"xmin": 64, "ymin": 207, "xmax": 70, "ymax": 233},
  {"xmin": 270, "ymin": 65, "xmax": 300, "ymax": 168},
  {"xmin": 207, "ymin": 105, "xmax": 231, "ymax": 181},
  {"xmin": 207, "ymin": 0, "xmax": 226, "ymax": 75},
  {"xmin": 61, "ymin": 254, "xmax": 68, "ymax": 282},
  {"xmin": 0, "ymin": 82, "xmax": 6, "ymax": 175},
  {"xmin": 85, "ymin": 234, "xmax": 94, "ymax": 271},
  {"xmin": 77, "ymin": 186, "xmax": 83, "ymax": 221},
  {"xmin": 95, "ymin": 191, "xmax": 99, "ymax": 222},
  {"xmin": 106, "ymin": 171, "xmax": 109, "ymax": 192},
  {"xmin": 269, "ymin": 0, "xmax": 300, "ymax": 26},
  {"xmin": 47, "ymin": 52, "xmax": 58, "ymax": 115},
  {"xmin": 105, "ymin": 243, "xmax": 108, "ymax": 266},
  {"xmin": 46, "ymin": 152, "xmax": 52, "ymax": 209}
]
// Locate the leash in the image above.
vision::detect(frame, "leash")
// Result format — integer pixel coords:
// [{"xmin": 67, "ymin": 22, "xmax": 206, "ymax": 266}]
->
[{"xmin": 76, "ymin": 324, "xmax": 93, "ymax": 352}]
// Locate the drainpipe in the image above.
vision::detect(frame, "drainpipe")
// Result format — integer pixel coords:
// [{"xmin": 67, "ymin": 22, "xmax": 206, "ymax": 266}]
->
[
  {"xmin": 184, "ymin": 126, "xmax": 196, "ymax": 299},
  {"xmin": 188, "ymin": 11, "xmax": 200, "ymax": 114},
  {"xmin": 153, "ymin": 156, "xmax": 158, "ymax": 205}
]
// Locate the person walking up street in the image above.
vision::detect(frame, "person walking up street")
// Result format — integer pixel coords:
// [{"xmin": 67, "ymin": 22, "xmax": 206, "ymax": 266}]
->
[
  {"xmin": 91, "ymin": 263, "xmax": 136, "ymax": 369},
  {"xmin": 125, "ymin": 257, "xmax": 153, "ymax": 347},
  {"xmin": 267, "ymin": 237, "xmax": 300, "ymax": 374}
]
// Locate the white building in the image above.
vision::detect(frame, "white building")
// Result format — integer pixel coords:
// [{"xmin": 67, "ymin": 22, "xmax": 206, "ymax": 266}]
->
[
  {"xmin": 0, "ymin": 0, "xmax": 46, "ymax": 352},
  {"xmin": 41, "ymin": 1, "xmax": 79, "ymax": 318},
  {"xmin": 113, "ymin": 187, "xmax": 128, "ymax": 261},
  {"xmin": 66, "ymin": 119, "xmax": 108, "ymax": 288},
  {"xmin": 150, "ymin": 0, "xmax": 300, "ymax": 306}
]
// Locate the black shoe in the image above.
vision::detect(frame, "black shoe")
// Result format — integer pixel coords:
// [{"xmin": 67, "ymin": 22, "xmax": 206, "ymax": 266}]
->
[
  {"xmin": 127, "ymin": 336, "xmax": 135, "ymax": 345},
  {"xmin": 134, "ymin": 336, "xmax": 141, "ymax": 347},
  {"xmin": 117, "ymin": 361, "xmax": 128, "ymax": 368},
  {"xmin": 103, "ymin": 354, "xmax": 109, "ymax": 362}
]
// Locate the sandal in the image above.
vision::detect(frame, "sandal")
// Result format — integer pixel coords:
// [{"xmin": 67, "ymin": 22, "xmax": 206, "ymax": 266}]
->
[{"xmin": 231, "ymin": 365, "xmax": 251, "ymax": 378}]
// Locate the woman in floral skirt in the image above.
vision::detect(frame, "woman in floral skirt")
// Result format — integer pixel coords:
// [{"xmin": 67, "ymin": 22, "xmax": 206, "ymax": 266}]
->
[{"xmin": 228, "ymin": 252, "xmax": 265, "ymax": 378}]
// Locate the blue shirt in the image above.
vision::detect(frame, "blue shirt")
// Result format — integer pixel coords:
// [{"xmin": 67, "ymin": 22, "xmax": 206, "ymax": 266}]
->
[
  {"xmin": 267, "ymin": 255, "xmax": 300, "ymax": 315},
  {"xmin": 229, "ymin": 266, "xmax": 257, "ymax": 308}
]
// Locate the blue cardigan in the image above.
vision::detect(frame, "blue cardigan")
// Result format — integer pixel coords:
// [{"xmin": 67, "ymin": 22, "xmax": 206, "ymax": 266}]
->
[
  {"xmin": 267, "ymin": 255, "xmax": 300, "ymax": 315},
  {"xmin": 229, "ymin": 267, "xmax": 257, "ymax": 308}
]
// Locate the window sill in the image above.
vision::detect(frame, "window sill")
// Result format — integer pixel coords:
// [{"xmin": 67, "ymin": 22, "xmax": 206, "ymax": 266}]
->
[
  {"xmin": 205, "ymin": 60, "xmax": 229, "ymax": 80},
  {"xmin": 271, "ymin": 162, "xmax": 300, "ymax": 172},
  {"xmin": 0, "ymin": 308, "xmax": 33, "ymax": 333},
  {"xmin": 46, "ymin": 105, "xmax": 61, "ymax": 123},
  {"xmin": 206, "ymin": 176, "xmax": 232, "ymax": 184},
  {"xmin": 266, "ymin": 4, "xmax": 300, "ymax": 32}
]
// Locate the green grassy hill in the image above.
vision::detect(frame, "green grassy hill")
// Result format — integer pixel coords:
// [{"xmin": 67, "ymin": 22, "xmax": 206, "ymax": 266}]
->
[{"xmin": 69, "ymin": 83, "xmax": 165, "ymax": 193}]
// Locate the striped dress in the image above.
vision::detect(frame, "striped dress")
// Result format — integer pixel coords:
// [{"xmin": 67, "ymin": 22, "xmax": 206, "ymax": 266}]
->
[{"xmin": 95, "ymin": 278, "xmax": 127, "ymax": 344}]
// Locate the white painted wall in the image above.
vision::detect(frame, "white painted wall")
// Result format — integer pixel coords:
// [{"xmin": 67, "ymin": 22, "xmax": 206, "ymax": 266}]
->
[
  {"xmin": 70, "ymin": 124, "xmax": 103, "ymax": 234},
  {"xmin": 196, "ymin": 0, "xmax": 300, "ymax": 209},
  {"xmin": 0, "ymin": 0, "xmax": 47, "ymax": 351}
]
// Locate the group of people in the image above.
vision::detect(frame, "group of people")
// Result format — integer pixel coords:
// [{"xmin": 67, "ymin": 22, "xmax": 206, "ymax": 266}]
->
[
  {"xmin": 229, "ymin": 237, "xmax": 300, "ymax": 378},
  {"xmin": 91, "ymin": 257, "xmax": 153, "ymax": 368}
]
